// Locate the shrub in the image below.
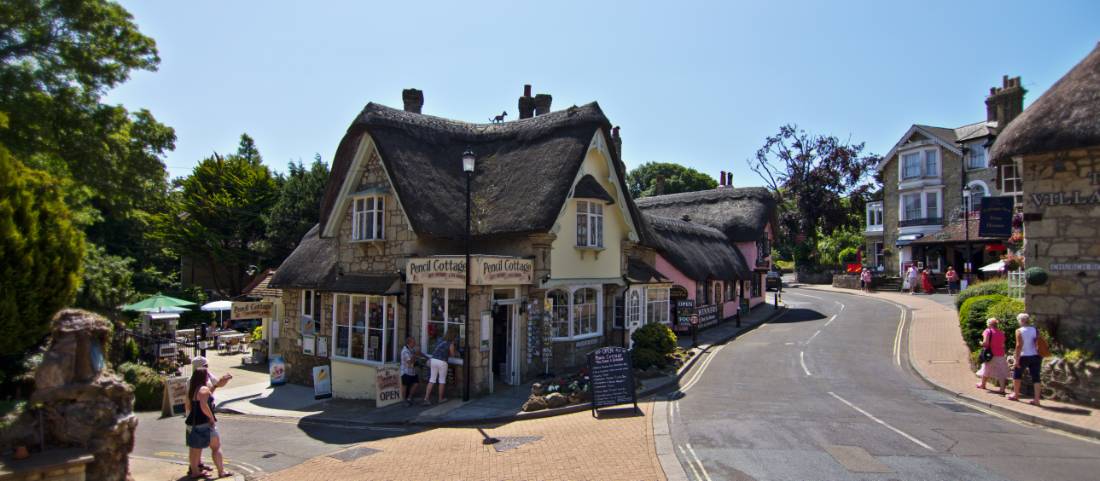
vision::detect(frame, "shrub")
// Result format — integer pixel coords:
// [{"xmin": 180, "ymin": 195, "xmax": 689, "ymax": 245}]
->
[
  {"xmin": 631, "ymin": 323, "xmax": 677, "ymax": 356},
  {"xmin": 117, "ymin": 362, "xmax": 165, "ymax": 411},
  {"xmin": 959, "ymin": 294, "xmax": 1009, "ymax": 352},
  {"xmin": 251, "ymin": 326, "xmax": 263, "ymax": 343},
  {"xmin": 124, "ymin": 338, "xmax": 141, "ymax": 363},
  {"xmin": 986, "ymin": 298, "xmax": 1025, "ymax": 353},
  {"xmin": 1025, "ymin": 267, "xmax": 1049, "ymax": 286},
  {"xmin": 955, "ymin": 280, "xmax": 1009, "ymax": 310},
  {"xmin": 632, "ymin": 348, "xmax": 664, "ymax": 370},
  {"xmin": 0, "ymin": 147, "xmax": 85, "ymax": 357}
]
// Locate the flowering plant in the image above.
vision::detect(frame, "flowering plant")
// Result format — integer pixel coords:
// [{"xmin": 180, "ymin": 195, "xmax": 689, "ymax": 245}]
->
[{"xmin": 1002, "ymin": 252, "xmax": 1025, "ymax": 271}]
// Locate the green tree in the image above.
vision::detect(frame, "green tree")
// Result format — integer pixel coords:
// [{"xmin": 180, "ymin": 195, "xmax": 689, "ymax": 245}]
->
[
  {"xmin": 264, "ymin": 155, "xmax": 329, "ymax": 265},
  {"xmin": 626, "ymin": 162, "xmax": 716, "ymax": 198},
  {"xmin": 75, "ymin": 242, "xmax": 135, "ymax": 319},
  {"xmin": 0, "ymin": 144, "xmax": 84, "ymax": 356},
  {"xmin": 155, "ymin": 135, "xmax": 278, "ymax": 296}
]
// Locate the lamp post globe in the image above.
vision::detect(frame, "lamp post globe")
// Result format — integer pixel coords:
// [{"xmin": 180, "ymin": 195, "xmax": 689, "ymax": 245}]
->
[{"xmin": 462, "ymin": 148, "xmax": 475, "ymax": 401}]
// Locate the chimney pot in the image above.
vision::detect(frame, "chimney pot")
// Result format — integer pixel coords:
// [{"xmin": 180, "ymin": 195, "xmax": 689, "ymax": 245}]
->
[
  {"xmin": 518, "ymin": 85, "xmax": 535, "ymax": 119},
  {"xmin": 523, "ymin": 84, "xmax": 532, "ymax": 97},
  {"xmin": 534, "ymin": 94, "xmax": 552, "ymax": 116},
  {"xmin": 720, "ymin": 171, "xmax": 726, "ymax": 186},
  {"xmin": 402, "ymin": 88, "xmax": 423, "ymax": 114}
]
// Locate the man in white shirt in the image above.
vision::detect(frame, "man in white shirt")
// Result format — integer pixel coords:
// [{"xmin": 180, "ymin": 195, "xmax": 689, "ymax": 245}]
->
[{"xmin": 400, "ymin": 336, "xmax": 426, "ymax": 406}]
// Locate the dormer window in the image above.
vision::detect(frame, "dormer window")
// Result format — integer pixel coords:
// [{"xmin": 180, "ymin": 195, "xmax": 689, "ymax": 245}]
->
[
  {"xmin": 352, "ymin": 195, "xmax": 384, "ymax": 241},
  {"xmin": 576, "ymin": 200, "xmax": 604, "ymax": 248}
]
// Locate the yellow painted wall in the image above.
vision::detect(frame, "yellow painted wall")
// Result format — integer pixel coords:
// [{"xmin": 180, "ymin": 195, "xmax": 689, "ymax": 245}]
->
[
  {"xmin": 331, "ymin": 359, "xmax": 378, "ymax": 399},
  {"xmin": 549, "ymin": 146, "xmax": 630, "ymax": 280}
]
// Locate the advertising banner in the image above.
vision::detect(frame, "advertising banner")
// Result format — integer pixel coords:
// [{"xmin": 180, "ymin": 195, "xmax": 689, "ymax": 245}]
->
[
  {"xmin": 231, "ymin": 301, "xmax": 273, "ymax": 320},
  {"xmin": 313, "ymin": 365, "xmax": 332, "ymax": 400}
]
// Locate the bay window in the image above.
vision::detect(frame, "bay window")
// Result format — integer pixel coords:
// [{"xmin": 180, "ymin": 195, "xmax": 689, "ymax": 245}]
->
[
  {"xmin": 573, "ymin": 288, "xmax": 599, "ymax": 336},
  {"xmin": 866, "ymin": 202, "xmax": 883, "ymax": 231},
  {"xmin": 576, "ymin": 201, "xmax": 604, "ymax": 248},
  {"xmin": 645, "ymin": 287, "xmax": 670, "ymax": 325},
  {"xmin": 924, "ymin": 191, "xmax": 939, "ymax": 218},
  {"xmin": 902, "ymin": 193, "xmax": 923, "ymax": 220},
  {"xmin": 333, "ymin": 294, "xmax": 397, "ymax": 364},
  {"xmin": 548, "ymin": 286, "xmax": 603, "ymax": 340},
  {"xmin": 351, "ymin": 196, "xmax": 385, "ymax": 241},
  {"xmin": 423, "ymin": 287, "xmax": 465, "ymax": 355},
  {"xmin": 547, "ymin": 290, "xmax": 570, "ymax": 337}
]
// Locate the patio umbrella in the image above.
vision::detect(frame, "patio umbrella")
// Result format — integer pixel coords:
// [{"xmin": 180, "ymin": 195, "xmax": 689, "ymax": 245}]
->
[
  {"xmin": 122, "ymin": 293, "xmax": 196, "ymax": 313},
  {"xmin": 202, "ymin": 300, "xmax": 233, "ymax": 327},
  {"xmin": 979, "ymin": 260, "xmax": 1005, "ymax": 272}
]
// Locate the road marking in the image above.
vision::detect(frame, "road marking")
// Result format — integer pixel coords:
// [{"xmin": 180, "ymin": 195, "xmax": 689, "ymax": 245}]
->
[
  {"xmin": 892, "ymin": 309, "xmax": 906, "ymax": 366},
  {"xmin": 807, "ymin": 330, "xmax": 821, "ymax": 344},
  {"xmin": 678, "ymin": 445, "xmax": 704, "ymax": 480},
  {"xmin": 828, "ymin": 391, "xmax": 934, "ymax": 451},
  {"xmin": 685, "ymin": 443, "xmax": 714, "ymax": 481},
  {"xmin": 799, "ymin": 351, "xmax": 812, "ymax": 376},
  {"xmin": 147, "ymin": 452, "xmax": 260, "ymax": 474},
  {"xmin": 825, "ymin": 314, "xmax": 837, "ymax": 327},
  {"xmin": 681, "ymin": 345, "xmax": 724, "ymax": 393}
]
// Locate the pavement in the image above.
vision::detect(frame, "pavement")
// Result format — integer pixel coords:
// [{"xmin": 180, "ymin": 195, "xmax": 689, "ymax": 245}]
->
[
  {"xmin": 802, "ymin": 283, "xmax": 1100, "ymax": 440},
  {"xmin": 660, "ymin": 286, "xmax": 1100, "ymax": 481}
]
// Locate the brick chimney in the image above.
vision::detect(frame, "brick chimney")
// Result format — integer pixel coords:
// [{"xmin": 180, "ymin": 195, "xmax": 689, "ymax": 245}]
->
[
  {"xmin": 534, "ymin": 94, "xmax": 552, "ymax": 116},
  {"xmin": 985, "ymin": 75, "xmax": 1026, "ymax": 127},
  {"xmin": 402, "ymin": 88, "xmax": 423, "ymax": 114},
  {"xmin": 518, "ymin": 84, "xmax": 535, "ymax": 119},
  {"xmin": 725, "ymin": 170, "xmax": 732, "ymax": 187},
  {"xmin": 611, "ymin": 126, "xmax": 622, "ymax": 158},
  {"xmin": 720, "ymin": 171, "xmax": 727, "ymax": 187},
  {"xmin": 654, "ymin": 174, "xmax": 666, "ymax": 195}
]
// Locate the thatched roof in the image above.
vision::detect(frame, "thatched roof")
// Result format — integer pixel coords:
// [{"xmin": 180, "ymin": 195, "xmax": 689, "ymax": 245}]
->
[
  {"xmin": 573, "ymin": 174, "xmax": 615, "ymax": 204},
  {"xmin": 635, "ymin": 187, "xmax": 777, "ymax": 242},
  {"xmin": 992, "ymin": 43, "xmax": 1100, "ymax": 160},
  {"xmin": 626, "ymin": 258, "xmax": 670, "ymax": 284},
  {"xmin": 645, "ymin": 214, "xmax": 750, "ymax": 282},
  {"xmin": 269, "ymin": 225, "xmax": 404, "ymax": 294},
  {"xmin": 318, "ymin": 102, "xmax": 644, "ymax": 240}
]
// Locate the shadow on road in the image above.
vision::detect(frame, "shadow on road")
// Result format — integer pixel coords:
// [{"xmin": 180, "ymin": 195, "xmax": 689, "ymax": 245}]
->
[{"xmin": 768, "ymin": 307, "xmax": 826, "ymax": 324}]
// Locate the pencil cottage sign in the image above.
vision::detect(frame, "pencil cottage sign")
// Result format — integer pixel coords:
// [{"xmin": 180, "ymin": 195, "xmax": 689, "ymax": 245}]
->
[{"xmin": 405, "ymin": 256, "xmax": 532, "ymax": 286}]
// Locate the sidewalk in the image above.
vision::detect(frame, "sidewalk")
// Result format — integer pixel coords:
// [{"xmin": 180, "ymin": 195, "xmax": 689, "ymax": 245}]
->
[
  {"xmin": 215, "ymin": 303, "xmax": 784, "ymax": 426},
  {"xmin": 801, "ymin": 283, "xmax": 1100, "ymax": 440}
]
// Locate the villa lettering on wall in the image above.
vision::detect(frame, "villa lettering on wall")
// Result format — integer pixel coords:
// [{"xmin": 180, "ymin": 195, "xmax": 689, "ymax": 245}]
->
[{"xmin": 1029, "ymin": 171, "xmax": 1100, "ymax": 208}]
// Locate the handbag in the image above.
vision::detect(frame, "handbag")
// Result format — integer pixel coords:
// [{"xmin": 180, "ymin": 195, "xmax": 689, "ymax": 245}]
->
[
  {"xmin": 1037, "ymin": 333, "xmax": 1051, "ymax": 357},
  {"xmin": 979, "ymin": 347, "xmax": 993, "ymax": 363}
]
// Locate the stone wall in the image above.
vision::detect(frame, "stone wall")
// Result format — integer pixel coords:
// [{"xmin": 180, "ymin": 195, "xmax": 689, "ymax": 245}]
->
[
  {"xmin": 276, "ymin": 289, "xmax": 334, "ymax": 386},
  {"xmin": 832, "ymin": 274, "xmax": 860, "ymax": 290},
  {"xmin": 1022, "ymin": 148, "xmax": 1100, "ymax": 352},
  {"xmin": 879, "ymin": 155, "xmax": 899, "ymax": 275},
  {"xmin": 336, "ymin": 149, "xmax": 417, "ymax": 273}
]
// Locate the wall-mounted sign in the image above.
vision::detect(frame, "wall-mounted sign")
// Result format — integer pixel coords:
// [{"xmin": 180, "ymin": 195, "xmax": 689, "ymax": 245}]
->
[
  {"xmin": 232, "ymin": 301, "xmax": 273, "ymax": 320},
  {"xmin": 696, "ymin": 304, "xmax": 719, "ymax": 329},
  {"xmin": 406, "ymin": 256, "xmax": 533, "ymax": 286},
  {"xmin": 302, "ymin": 335, "xmax": 315, "ymax": 355},
  {"xmin": 158, "ymin": 342, "xmax": 177, "ymax": 359},
  {"xmin": 376, "ymin": 367, "xmax": 401, "ymax": 407},
  {"xmin": 1050, "ymin": 263, "xmax": 1100, "ymax": 271},
  {"xmin": 979, "ymin": 196, "xmax": 1014, "ymax": 238}
]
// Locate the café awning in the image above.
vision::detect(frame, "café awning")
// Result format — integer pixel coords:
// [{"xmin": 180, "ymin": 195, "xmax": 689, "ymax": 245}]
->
[{"xmin": 895, "ymin": 234, "xmax": 924, "ymax": 246}]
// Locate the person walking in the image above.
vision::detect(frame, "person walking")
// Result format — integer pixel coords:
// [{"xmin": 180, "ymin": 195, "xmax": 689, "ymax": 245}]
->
[
  {"xmin": 906, "ymin": 265, "xmax": 919, "ymax": 294},
  {"xmin": 860, "ymin": 268, "xmax": 872, "ymax": 293},
  {"xmin": 401, "ymin": 336, "xmax": 426, "ymax": 406},
  {"xmin": 1008, "ymin": 313, "xmax": 1044, "ymax": 406},
  {"xmin": 976, "ymin": 318, "xmax": 1009, "ymax": 394},
  {"xmin": 184, "ymin": 357, "xmax": 233, "ymax": 479},
  {"xmin": 921, "ymin": 268, "xmax": 935, "ymax": 294},
  {"xmin": 945, "ymin": 266, "xmax": 959, "ymax": 294},
  {"xmin": 423, "ymin": 327, "xmax": 459, "ymax": 405}
]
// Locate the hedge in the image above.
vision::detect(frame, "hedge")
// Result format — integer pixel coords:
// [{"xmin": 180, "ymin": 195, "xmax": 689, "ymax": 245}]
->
[
  {"xmin": 955, "ymin": 279, "xmax": 1009, "ymax": 310},
  {"xmin": 631, "ymin": 323, "xmax": 677, "ymax": 356},
  {"xmin": 118, "ymin": 362, "xmax": 165, "ymax": 411},
  {"xmin": 959, "ymin": 294, "xmax": 1009, "ymax": 352}
]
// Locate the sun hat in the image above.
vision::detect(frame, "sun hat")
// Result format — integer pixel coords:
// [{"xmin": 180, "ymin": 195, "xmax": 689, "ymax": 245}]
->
[{"xmin": 192, "ymin": 356, "xmax": 208, "ymax": 371}]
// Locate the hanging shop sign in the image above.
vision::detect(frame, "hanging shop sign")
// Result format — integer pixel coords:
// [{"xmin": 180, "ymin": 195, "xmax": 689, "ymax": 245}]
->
[
  {"xmin": 231, "ymin": 301, "xmax": 273, "ymax": 320},
  {"xmin": 406, "ymin": 256, "xmax": 533, "ymax": 286},
  {"xmin": 979, "ymin": 196, "xmax": 1014, "ymax": 238}
]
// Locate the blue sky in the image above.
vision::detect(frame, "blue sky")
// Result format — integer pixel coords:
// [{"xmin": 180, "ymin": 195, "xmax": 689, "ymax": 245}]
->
[{"xmin": 108, "ymin": 0, "xmax": 1100, "ymax": 184}]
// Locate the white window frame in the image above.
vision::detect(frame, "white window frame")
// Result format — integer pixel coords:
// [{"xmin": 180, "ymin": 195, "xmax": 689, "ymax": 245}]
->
[
  {"xmin": 645, "ymin": 287, "xmax": 670, "ymax": 325},
  {"xmin": 866, "ymin": 201, "xmax": 884, "ymax": 231},
  {"xmin": 899, "ymin": 189, "xmax": 942, "ymax": 221},
  {"xmin": 350, "ymin": 195, "xmax": 385, "ymax": 241},
  {"xmin": 899, "ymin": 148, "xmax": 940, "ymax": 180},
  {"xmin": 874, "ymin": 241, "xmax": 884, "ymax": 268},
  {"xmin": 1001, "ymin": 162, "xmax": 1022, "ymax": 195},
  {"xmin": 549, "ymin": 285, "xmax": 604, "ymax": 341},
  {"xmin": 923, "ymin": 149, "xmax": 938, "ymax": 177},
  {"xmin": 901, "ymin": 152, "xmax": 922, "ymax": 179},
  {"xmin": 301, "ymin": 290, "xmax": 321, "ymax": 334},
  {"xmin": 421, "ymin": 286, "xmax": 466, "ymax": 355},
  {"xmin": 627, "ymin": 290, "xmax": 641, "ymax": 327},
  {"xmin": 331, "ymin": 293, "xmax": 396, "ymax": 365},
  {"xmin": 965, "ymin": 181, "xmax": 989, "ymax": 212},
  {"xmin": 575, "ymin": 200, "xmax": 604, "ymax": 248},
  {"xmin": 967, "ymin": 144, "xmax": 987, "ymax": 169}
]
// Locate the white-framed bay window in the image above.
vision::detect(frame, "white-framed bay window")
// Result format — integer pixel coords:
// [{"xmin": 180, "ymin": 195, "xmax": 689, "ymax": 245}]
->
[
  {"xmin": 548, "ymin": 286, "xmax": 603, "ymax": 340},
  {"xmin": 422, "ymin": 287, "xmax": 465, "ymax": 355},
  {"xmin": 900, "ymin": 148, "xmax": 939, "ymax": 180},
  {"xmin": 351, "ymin": 195, "xmax": 385, "ymax": 241},
  {"xmin": 866, "ymin": 201, "xmax": 883, "ymax": 231},
  {"xmin": 332, "ymin": 294, "xmax": 397, "ymax": 364},
  {"xmin": 645, "ymin": 287, "xmax": 670, "ymax": 325},
  {"xmin": 576, "ymin": 200, "xmax": 604, "ymax": 248},
  {"xmin": 899, "ymin": 189, "xmax": 942, "ymax": 222}
]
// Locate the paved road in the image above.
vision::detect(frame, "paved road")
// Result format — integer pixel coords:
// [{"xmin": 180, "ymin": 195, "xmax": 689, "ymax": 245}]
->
[
  {"xmin": 133, "ymin": 411, "xmax": 419, "ymax": 479},
  {"xmin": 666, "ymin": 287, "xmax": 1100, "ymax": 481}
]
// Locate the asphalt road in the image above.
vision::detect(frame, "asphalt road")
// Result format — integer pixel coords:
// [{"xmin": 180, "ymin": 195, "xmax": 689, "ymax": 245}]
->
[
  {"xmin": 666, "ymin": 286, "xmax": 1100, "ymax": 481},
  {"xmin": 133, "ymin": 411, "xmax": 420, "ymax": 478}
]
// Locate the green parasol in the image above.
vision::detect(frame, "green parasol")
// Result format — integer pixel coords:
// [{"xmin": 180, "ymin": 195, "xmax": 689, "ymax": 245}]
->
[{"xmin": 122, "ymin": 293, "xmax": 197, "ymax": 313}]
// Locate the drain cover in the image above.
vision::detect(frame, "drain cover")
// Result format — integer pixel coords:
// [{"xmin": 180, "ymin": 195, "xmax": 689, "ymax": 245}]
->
[
  {"xmin": 492, "ymin": 436, "xmax": 542, "ymax": 453},
  {"xmin": 328, "ymin": 446, "xmax": 380, "ymax": 462}
]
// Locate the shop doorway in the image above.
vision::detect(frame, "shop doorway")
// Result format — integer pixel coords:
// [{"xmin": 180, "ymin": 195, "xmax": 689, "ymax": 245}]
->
[{"xmin": 492, "ymin": 288, "xmax": 520, "ymax": 386}]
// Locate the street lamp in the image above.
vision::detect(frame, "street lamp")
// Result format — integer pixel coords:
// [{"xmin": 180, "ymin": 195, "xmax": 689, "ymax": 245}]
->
[
  {"xmin": 960, "ymin": 143, "xmax": 973, "ymax": 287},
  {"xmin": 462, "ymin": 148, "xmax": 475, "ymax": 402}
]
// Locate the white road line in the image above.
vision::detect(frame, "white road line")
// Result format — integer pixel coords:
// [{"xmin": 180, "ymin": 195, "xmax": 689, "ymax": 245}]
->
[
  {"xmin": 685, "ymin": 443, "xmax": 714, "ymax": 481},
  {"xmin": 785, "ymin": 291, "xmax": 827, "ymax": 301},
  {"xmin": 824, "ymin": 314, "xmax": 837, "ymax": 327},
  {"xmin": 678, "ymin": 445, "xmax": 704, "ymax": 480},
  {"xmin": 681, "ymin": 345, "xmax": 723, "ymax": 393},
  {"xmin": 807, "ymin": 330, "xmax": 821, "ymax": 344},
  {"xmin": 892, "ymin": 309, "xmax": 906, "ymax": 366},
  {"xmin": 828, "ymin": 391, "xmax": 934, "ymax": 451},
  {"xmin": 799, "ymin": 351, "xmax": 812, "ymax": 376}
]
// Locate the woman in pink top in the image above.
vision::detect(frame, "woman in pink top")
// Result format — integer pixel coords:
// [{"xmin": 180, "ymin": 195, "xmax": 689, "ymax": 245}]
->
[{"xmin": 976, "ymin": 318, "xmax": 1009, "ymax": 394}]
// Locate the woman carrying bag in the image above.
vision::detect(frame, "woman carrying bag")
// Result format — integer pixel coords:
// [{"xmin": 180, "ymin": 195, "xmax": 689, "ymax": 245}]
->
[{"xmin": 976, "ymin": 318, "xmax": 1009, "ymax": 394}]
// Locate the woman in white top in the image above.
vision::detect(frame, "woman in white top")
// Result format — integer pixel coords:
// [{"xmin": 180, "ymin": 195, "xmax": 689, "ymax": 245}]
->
[{"xmin": 1008, "ymin": 313, "xmax": 1043, "ymax": 406}]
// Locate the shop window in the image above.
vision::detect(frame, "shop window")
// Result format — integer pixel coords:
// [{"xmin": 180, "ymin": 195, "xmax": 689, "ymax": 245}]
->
[
  {"xmin": 424, "ymin": 287, "xmax": 466, "ymax": 355},
  {"xmin": 627, "ymin": 290, "xmax": 641, "ymax": 327},
  {"xmin": 351, "ymin": 196, "xmax": 384, "ymax": 241},
  {"xmin": 573, "ymin": 288, "xmax": 599, "ymax": 336},
  {"xmin": 547, "ymin": 290, "xmax": 569, "ymax": 337},
  {"xmin": 576, "ymin": 200, "xmax": 604, "ymax": 248},
  {"xmin": 645, "ymin": 287, "xmax": 670, "ymax": 325},
  {"xmin": 751, "ymin": 274, "xmax": 762, "ymax": 298},
  {"xmin": 301, "ymin": 290, "xmax": 321, "ymax": 334},
  {"xmin": 333, "ymin": 293, "xmax": 396, "ymax": 364},
  {"xmin": 549, "ymin": 286, "xmax": 603, "ymax": 340},
  {"xmin": 712, "ymin": 281, "xmax": 723, "ymax": 305}
]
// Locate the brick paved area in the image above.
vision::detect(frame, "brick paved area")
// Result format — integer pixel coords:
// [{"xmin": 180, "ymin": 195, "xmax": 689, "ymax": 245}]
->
[
  {"xmin": 805, "ymin": 285, "xmax": 1100, "ymax": 439},
  {"xmin": 259, "ymin": 401, "xmax": 665, "ymax": 481}
]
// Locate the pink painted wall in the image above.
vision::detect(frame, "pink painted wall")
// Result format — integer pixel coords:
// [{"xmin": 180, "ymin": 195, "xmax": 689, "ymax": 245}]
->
[
  {"xmin": 735, "ymin": 223, "xmax": 774, "ymax": 308},
  {"xmin": 655, "ymin": 254, "xmax": 696, "ymax": 299}
]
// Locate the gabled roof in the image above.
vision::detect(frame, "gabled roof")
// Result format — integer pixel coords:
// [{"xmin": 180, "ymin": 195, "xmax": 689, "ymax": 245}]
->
[
  {"xmin": 644, "ymin": 214, "xmax": 750, "ymax": 281},
  {"xmin": 878, "ymin": 125, "xmax": 966, "ymax": 171},
  {"xmin": 992, "ymin": 42, "xmax": 1100, "ymax": 160},
  {"xmin": 635, "ymin": 187, "xmax": 776, "ymax": 242},
  {"xmin": 954, "ymin": 120, "xmax": 997, "ymax": 143},
  {"xmin": 572, "ymin": 174, "xmax": 615, "ymax": 204},
  {"xmin": 317, "ymin": 102, "xmax": 644, "ymax": 240},
  {"xmin": 240, "ymin": 269, "xmax": 281, "ymax": 299}
]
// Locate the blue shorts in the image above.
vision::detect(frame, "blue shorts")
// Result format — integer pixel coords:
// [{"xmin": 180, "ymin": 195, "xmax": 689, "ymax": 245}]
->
[
  {"xmin": 186, "ymin": 423, "xmax": 217, "ymax": 449},
  {"xmin": 1013, "ymin": 355, "xmax": 1042, "ymax": 381}
]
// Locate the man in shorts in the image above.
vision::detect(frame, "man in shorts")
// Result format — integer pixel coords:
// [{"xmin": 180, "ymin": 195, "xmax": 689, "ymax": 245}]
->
[{"xmin": 400, "ymin": 336, "xmax": 425, "ymax": 406}]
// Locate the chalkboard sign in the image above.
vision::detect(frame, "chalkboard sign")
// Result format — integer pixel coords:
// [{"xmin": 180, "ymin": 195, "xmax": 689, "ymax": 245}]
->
[
  {"xmin": 588, "ymin": 347, "xmax": 637, "ymax": 416},
  {"xmin": 696, "ymin": 304, "xmax": 719, "ymax": 329}
]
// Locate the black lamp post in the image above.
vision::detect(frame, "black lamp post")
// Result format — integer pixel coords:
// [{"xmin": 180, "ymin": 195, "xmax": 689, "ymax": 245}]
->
[
  {"xmin": 960, "ymin": 143, "xmax": 973, "ymax": 286},
  {"xmin": 462, "ymin": 148, "xmax": 475, "ymax": 402}
]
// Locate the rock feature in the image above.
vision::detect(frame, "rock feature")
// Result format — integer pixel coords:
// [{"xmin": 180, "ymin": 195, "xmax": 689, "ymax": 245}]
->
[
  {"xmin": 31, "ymin": 309, "xmax": 137, "ymax": 481},
  {"xmin": 544, "ymin": 392, "xmax": 568, "ymax": 409},
  {"xmin": 521, "ymin": 395, "xmax": 548, "ymax": 412}
]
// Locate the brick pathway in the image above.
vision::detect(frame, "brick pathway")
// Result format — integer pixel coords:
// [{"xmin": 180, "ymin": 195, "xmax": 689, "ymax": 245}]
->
[
  {"xmin": 258, "ymin": 401, "xmax": 665, "ymax": 481},
  {"xmin": 805, "ymin": 284, "xmax": 1100, "ymax": 439}
]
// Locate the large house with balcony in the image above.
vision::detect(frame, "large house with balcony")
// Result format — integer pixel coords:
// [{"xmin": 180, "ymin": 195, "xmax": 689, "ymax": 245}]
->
[{"xmin": 865, "ymin": 76, "xmax": 1026, "ymax": 277}]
